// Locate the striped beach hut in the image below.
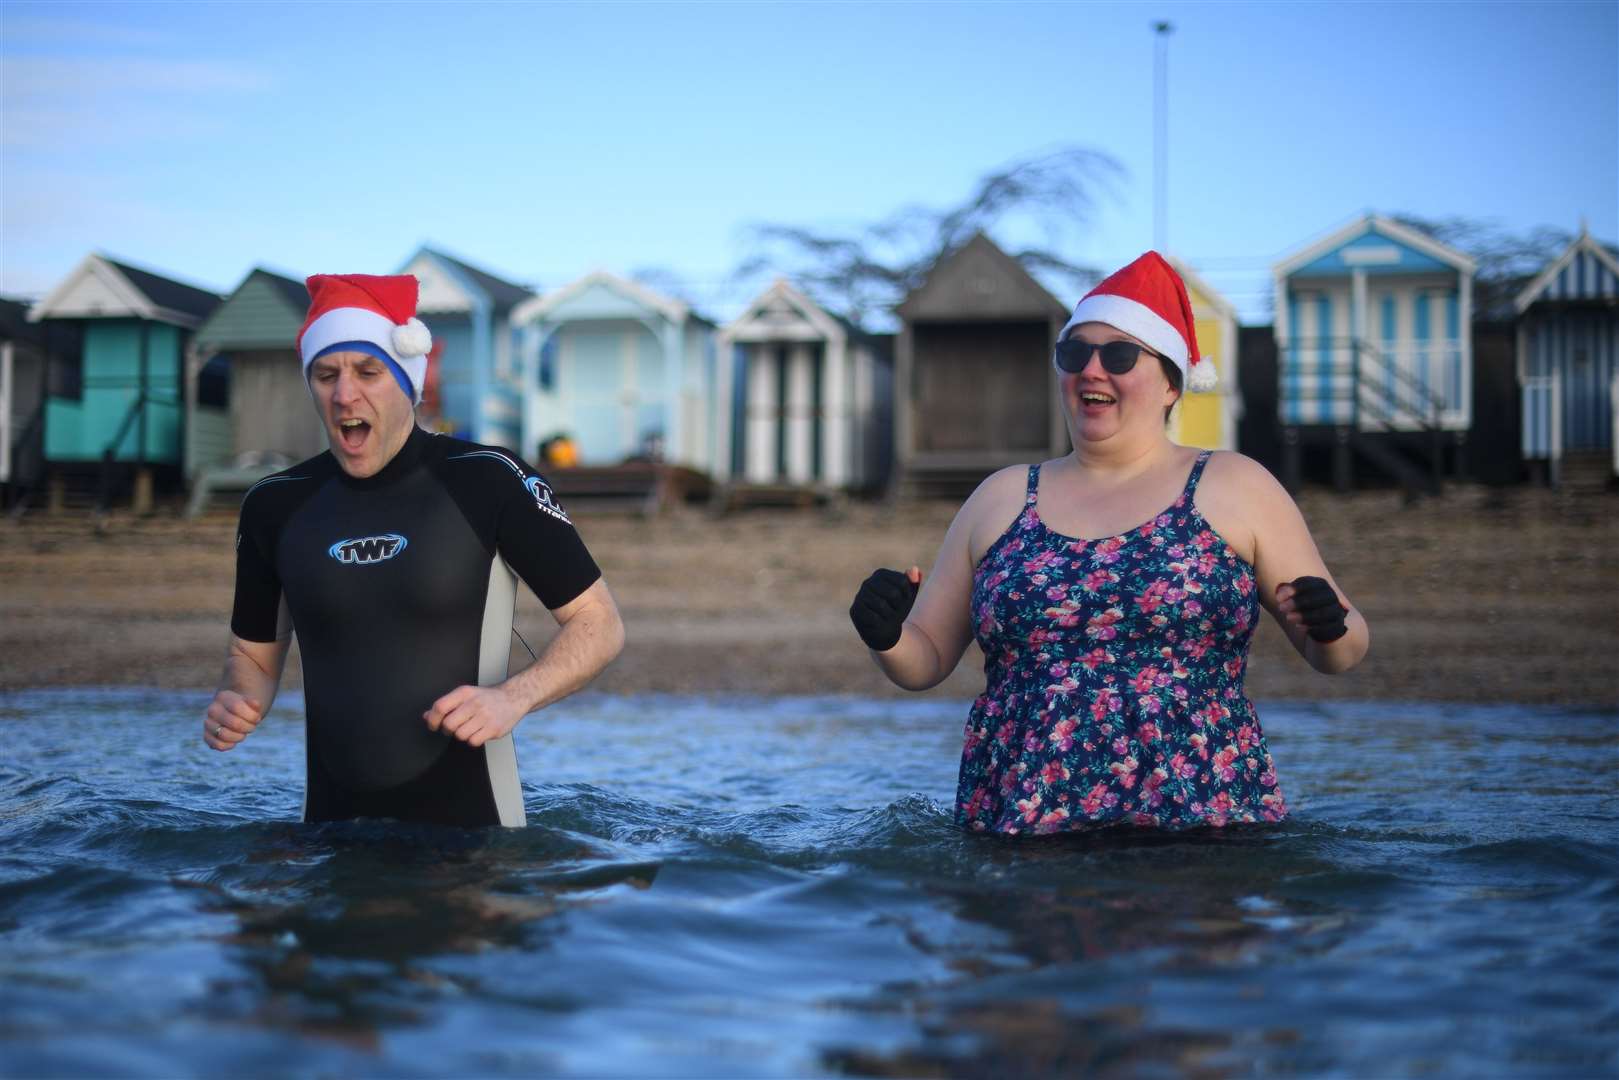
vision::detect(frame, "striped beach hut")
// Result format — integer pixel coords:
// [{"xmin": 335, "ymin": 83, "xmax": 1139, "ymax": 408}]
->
[
  {"xmin": 511, "ymin": 272, "xmax": 717, "ymax": 470},
  {"xmin": 714, "ymin": 278, "xmax": 890, "ymax": 494},
  {"xmin": 397, "ymin": 247, "xmax": 532, "ymax": 450},
  {"xmin": 28, "ymin": 253, "xmax": 221, "ymax": 510},
  {"xmin": 1167, "ymin": 258, "xmax": 1240, "ymax": 451},
  {"xmin": 1, "ymin": 299, "xmax": 81, "ymax": 508},
  {"xmin": 1514, "ymin": 227, "xmax": 1619, "ymax": 488},
  {"xmin": 1272, "ymin": 215, "xmax": 1476, "ymax": 494}
]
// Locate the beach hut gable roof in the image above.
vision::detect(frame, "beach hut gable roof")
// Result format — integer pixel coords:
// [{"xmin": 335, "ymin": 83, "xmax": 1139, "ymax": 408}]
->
[
  {"xmin": 193, "ymin": 268, "xmax": 308, "ymax": 350},
  {"xmin": 29, "ymin": 253, "xmax": 221, "ymax": 328},
  {"xmin": 1274, "ymin": 215, "xmax": 1476, "ymax": 279},
  {"xmin": 513, "ymin": 270, "xmax": 692, "ymax": 327},
  {"xmin": 898, "ymin": 232, "xmax": 1069, "ymax": 322},
  {"xmin": 1514, "ymin": 229, "xmax": 1619, "ymax": 313},
  {"xmin": 722, "ymin": 278, "xmax": 847, "ymax": 344},
  {"xmin": 1167, "ymin": 256, "xmax": 1237, "ymax": 320},
  {"xmin": 401, "ymin": 247, "xmax": 534, "ymax": 315}
]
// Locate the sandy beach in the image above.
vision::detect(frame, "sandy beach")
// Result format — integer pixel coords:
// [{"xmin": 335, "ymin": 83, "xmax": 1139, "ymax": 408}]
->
[{"xmin": 1, "ymin": 484, "xmax": 1615, "ymax": 708}]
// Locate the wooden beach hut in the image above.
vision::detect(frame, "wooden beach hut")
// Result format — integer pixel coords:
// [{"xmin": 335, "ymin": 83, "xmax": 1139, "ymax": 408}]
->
[
  {"xmin": 1514, "ymin": 227, "xmax": 1619, "ymax": 490},
  {"xmin": 397, "ymin": 247, "xmax": 532, "ymax": 450},
  {"xmin": 511, "ymin": 271, "xmax": 718, "ymax": 471},
  {"xmin": 28, "ymin": 254, "xmax": 221, "ymax": 511},
  {"xmin": 714, "ymin": 278, "xmax": 890, "ymax": 497},
  {"xmin": 1272, "ymin": 215, "xmax": 1476, "ymax": 495},
  {"xmin": 1167, "ymin": 257, "xmax": 1241, "ymax": 451},
  {"xmin": 181, "ymin": 268, "xmax": 325, "ymax": 512},
  {"xmin": 1, "ymin": 299, "xmax": 81, "ymax": 510},
  {"xmin": 893, "ymin": 233, "xmax": 1071, "ymax": 497}
]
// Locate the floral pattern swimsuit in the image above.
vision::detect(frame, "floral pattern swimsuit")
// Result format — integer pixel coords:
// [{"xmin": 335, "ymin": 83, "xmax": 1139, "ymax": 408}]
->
[{"xmin": 957, "ymin": 452, "xmax": 1288, "ymax": 835}]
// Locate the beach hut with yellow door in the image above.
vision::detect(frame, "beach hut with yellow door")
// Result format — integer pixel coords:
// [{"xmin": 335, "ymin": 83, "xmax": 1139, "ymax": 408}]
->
[{"xmin": 1166, "ymin": 258, "xmax": 1240, "ymax": 450}]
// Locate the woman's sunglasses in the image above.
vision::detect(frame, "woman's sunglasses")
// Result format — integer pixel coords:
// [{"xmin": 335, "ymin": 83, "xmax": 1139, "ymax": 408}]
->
[{"xmin": 1053, "ymin": 339, "xmax": 1159, "ymax": 375}]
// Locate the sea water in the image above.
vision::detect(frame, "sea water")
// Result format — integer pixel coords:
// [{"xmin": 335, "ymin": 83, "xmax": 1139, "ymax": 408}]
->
[{"xmin": 1, "ymin": 689, "xmax": 1615, "ymax": 1077}]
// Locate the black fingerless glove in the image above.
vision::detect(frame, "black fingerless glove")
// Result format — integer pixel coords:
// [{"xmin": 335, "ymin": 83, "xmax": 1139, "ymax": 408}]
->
[
  {"xmin": 1288, "ymin": 575, "xmax": 1349, "ymax": 643},
  {"xmin": 850, "ymin": 568, "xmax": 918, "ymax": 652}
]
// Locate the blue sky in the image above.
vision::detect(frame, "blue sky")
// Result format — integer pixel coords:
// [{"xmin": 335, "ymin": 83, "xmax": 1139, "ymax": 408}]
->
[{"xmin": 2, "ymin": 0, "xmax": 1614, "ymax": 323}]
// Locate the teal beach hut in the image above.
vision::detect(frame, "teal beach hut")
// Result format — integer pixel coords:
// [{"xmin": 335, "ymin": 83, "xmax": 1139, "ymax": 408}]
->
[
  {"xmin": 1514, "ymin": 227, "xmax": 1619, "ymax": 489},
  {"xmin": 183, "ymin": 268, "xmax": 326, "ymax": 508},
  {"xmin": 397, "ymin": 248, "xmax": 532, "ymax": 450},
  {"xmin": 28, "ymin": 253, "xmax": 221, "ymax": 509},
  {"xmin": 1272, "ymin": 215, "xmax": 1476, "ymax": 494},
  {"xmin": 511, "ymin": 272, "xmax": 717, "ymax": 469}
]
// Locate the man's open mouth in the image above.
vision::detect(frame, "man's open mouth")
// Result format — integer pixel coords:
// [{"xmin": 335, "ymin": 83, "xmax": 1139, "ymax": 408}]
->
[{"xmin": 339, "ymin": 418, "xmax": 371, "ymax": 450}]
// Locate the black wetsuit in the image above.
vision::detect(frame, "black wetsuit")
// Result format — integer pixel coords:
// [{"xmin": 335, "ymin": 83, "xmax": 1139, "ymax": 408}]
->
[{"xmin": 231, "ymin": 425, "xmax": 600, "ymax": 827}]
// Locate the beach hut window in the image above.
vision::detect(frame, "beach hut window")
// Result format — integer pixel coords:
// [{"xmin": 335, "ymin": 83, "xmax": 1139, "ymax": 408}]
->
[
  {"xmin": 539, "ymin": 337, "xmax": 557, "ymax": 392},
  {"xmin": 198, "ymin": 354, "xmax": 231, "ymax": 408}
]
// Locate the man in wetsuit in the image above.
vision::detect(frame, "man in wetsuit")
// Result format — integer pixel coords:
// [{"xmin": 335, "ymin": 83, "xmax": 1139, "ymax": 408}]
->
[{"xmin": 202, "ymin": 273, "xmax": 624, "ymax": 827}]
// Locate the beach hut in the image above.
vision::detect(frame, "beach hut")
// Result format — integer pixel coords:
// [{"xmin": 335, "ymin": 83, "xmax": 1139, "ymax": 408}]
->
[
  {"xmin": 511, "ymin": 271, "xmax": 718, "ymax": 471},
  {"xmin": 1167, "ymin": 258, "xmax": 1241, "ymax": 451},
  {"xmin": 1272, "ymin": 215, "xmax": 1476, "ymax": 495},
  {"xmin": 397, "ymin": 247, "xmax": 532, "ymax": 450},
  {"xmin": 893, "ymin": 233, "xmax": 1071, "ymax": 497},
  {"xmin": 714, "ymin": 278, "xmax": 890, "ymax": 495},
  {"xmin": 1, "ymin": 299, "xmax": 82, "ymax": 510},
  {"xmin": 28, "ymin": 254, "xmax": 220, "ymax": 511},
  {"xmin": 181, "ymin": 268, "xmax": 326, "ymax": 510},
  {"xmin": 1514, "ymin": 227, "xmax": 1619, "ymax": 490}
]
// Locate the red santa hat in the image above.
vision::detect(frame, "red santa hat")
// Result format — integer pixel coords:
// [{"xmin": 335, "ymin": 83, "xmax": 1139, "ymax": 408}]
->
[
  {"xmin": 297, "ymin": 274, "xmax": 433, "ymax": 404},
  {"xmin": 1058, "ymin": 251, "xmax": 1216, "ymax": 392}
]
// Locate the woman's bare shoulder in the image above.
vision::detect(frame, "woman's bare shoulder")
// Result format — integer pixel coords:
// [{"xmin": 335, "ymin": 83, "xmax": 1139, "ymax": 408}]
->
[
  {"xmin": 960, "ymin": 463, "xmax": 1035, "ymax": 559},
  {"xmin": 1199, "ymin": 450, "xmax": 1290, "ymax": 504}
]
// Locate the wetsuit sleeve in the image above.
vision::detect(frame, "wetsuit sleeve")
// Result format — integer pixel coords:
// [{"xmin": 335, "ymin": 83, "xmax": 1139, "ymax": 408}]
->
[
  {"xmin": 230, "ymin": 489, "xmax": 287, "ymax": 643},
  {"xmin": 496, "ymin": 468, "xmax": 601, "ymax": 611}
]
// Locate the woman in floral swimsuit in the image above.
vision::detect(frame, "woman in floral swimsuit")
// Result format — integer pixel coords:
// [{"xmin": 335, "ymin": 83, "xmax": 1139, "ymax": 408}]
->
[{"xmin": 849, "ymin": 253, "xmax": 1369, "ymax": 835}]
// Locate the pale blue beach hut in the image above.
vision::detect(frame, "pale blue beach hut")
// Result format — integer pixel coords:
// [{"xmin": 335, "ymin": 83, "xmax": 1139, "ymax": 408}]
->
[
  {"xmin": 28, "ymin": 253, "xmax": 221, "ymax": 509},
  {"xmin": 1272, "ymin": 215, "xmax": 1476, "ymax": 494},
  {"xmin": 1514, "ymin": 227, "xmax": 1619, "ymax": 489},
  {"xmin": 511, "ymin": 272, "xmax": 717, "ymax": 470},
  {"xmin": 397, "ymin": 247, "xmax": 533, "ymax": 450}
]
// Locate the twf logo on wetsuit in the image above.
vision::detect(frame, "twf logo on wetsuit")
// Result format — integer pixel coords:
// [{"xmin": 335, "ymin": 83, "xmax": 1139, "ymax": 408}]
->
[
  {"xmin": 525, "ymin": 476, "xmax": 571, "ymax": 524},
  {"xmin": 327, "ymin": 533, "xmax": 409, "ymax": 565}
]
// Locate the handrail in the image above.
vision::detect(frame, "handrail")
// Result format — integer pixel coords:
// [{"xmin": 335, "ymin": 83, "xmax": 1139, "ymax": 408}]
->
[
  {"xmin": 98, "ymin": 393, "xmax": 147, "ymax": 511},
  {"xmin": 1284, "ymin": 335, "xmax": 1447, "ymax": 432},
  {"xmin": 3, "ymin": 397, "xmax": 48, "ymax": 513}
]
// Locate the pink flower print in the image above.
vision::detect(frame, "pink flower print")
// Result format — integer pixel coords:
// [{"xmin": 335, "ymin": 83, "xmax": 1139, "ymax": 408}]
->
[
  {"xmin": 1022, "ymin": 549, "xmax": 1061, "ymax": 574},
  {"xmin": 1079, "ymin": 782, "xmax": 1119, "ymax": 816},
  {"xmin": 963, "ymin": 786, "xmax": 992, "ymax": 819},
  {"xmin": 1131, "ymin": 812, "xmax": 1160, "ymax": 826},
  {"xmin": 1235, "ymin": 573, "xmax": 1254, "ymax": 596},
  {"xmin": 1136, "ymin": 694, "xmax": 1162, "ymax": 715},
  {"xmin": 1092, "ymin": 537, "xmax": 1124, "ymax": 564},
  {"xmin": 1040, "ymin": 760, "xmax": 1071, "ymax": 787},
  {"xmin": 1082, "ymin": 568, "xmax": 1118, "ymax": 593},
  {"xmin": 1183, "ymin": 599, "xmax": 1203, "ymax": 618},
  {"xmin": 1189, "ymin": 732, "xmax": 1209, "ymax": 760},
  {"xmin": 1261, "ymin": 790, "xmax": 1288, "ymax": 820},
  {"xmin": 1078, "ymin": 647, "xmax": 1112, "ymax": 672},
  {"xmin": 994, "ymin": 719, "xmax": 1017, "ymax": 748},
  {"xmin": 1048, "ymin": 674, "xmax": 1080, "ymax": 696},
  {"xmin": 1203, "ymin": 791, "xmax": 1236, "ymax": 826},
  {"xmin": 1016, "ymin": 793, "xmax": 1042, "ymax": 824},
  {"xmin": 1223, "ymin": 656, "xmax": 1245, "ymax": 679},
  {"xmin": 1109, "ymin": 755, "xmax": 1139, "ymax": 784},
  {"xmin": 1141, "ymin": 767, "xmax": 1168, "ymax": 808},
  {"xmin": 1149, "ymin": 614, "xmax": 1170, "ymax": 630},
  {"xmin": 1212, "ymin": 745, "xmax": 1239, "ymax": 784},
  {"xmin": 1236, "ymin": 724, "xmax": 1260, "ymax": 752},
  {"xmin": 1136, "ymin": 720, "xmax": 1161, "ymax": 744},
  {"xmin": 1111, "ymin": 735, "xmax": 1130, "ymax": 756},
  {"xmin": 1184, "ymin": 636, "xmax": 1213, "ymax": 661},
  {"xmin": 1045, "ymin": 585, "xmax": 1069, "ymax": 603},
  {"xmin": 1170, "ymin": 753, "xmax": 1197, "ymax": 780},
  {"xmin": 1259, "ymin": 766, "xmax": 1278, "ymax": 789},
  {"xmin": 1049, "ymin": 717, "xmax": 1078, "ymax": 752},
  {"xmin": 1090, "ymin": 688, "xmax": 1121, "ymax": 722},
  {"xmin": 1135, "ymin": 579, "xmax": 1170, "ymax": 614},
  {"xmin": 1086, "ymin": 607, "xmax": 1124, "ymax": 640},
  {"xmin": 1035, "ymin": 807, "xmax": 1071, "ymax": 834},
  {"xmin": 1130, "ymin": 667, "xmax": 1160, "ymax": 695},
  {"xmin": 1192, "ymin": 530, "xmax": 1217, "ymax": 551}
]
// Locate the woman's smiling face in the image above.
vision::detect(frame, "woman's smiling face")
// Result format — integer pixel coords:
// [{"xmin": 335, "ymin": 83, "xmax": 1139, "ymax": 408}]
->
[{"xmin": 1059, "ymin": 321, "xmax": 1181, "ymax": 447}]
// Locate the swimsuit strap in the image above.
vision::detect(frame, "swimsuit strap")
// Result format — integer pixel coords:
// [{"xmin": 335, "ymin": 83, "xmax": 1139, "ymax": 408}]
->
[
  {"xmin": 1182, "ymin": 450, "xmax": 1214, "ymax": 498},
  {"xmin": 1025, "ymin": 464, "xmax": 1041, "ymax": 506}
]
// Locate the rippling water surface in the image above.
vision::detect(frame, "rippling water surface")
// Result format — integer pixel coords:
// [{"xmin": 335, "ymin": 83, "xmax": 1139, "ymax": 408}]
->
[{"xmin": 2, "ymin": 689, "xmax": 1616, "ymax": 1077}]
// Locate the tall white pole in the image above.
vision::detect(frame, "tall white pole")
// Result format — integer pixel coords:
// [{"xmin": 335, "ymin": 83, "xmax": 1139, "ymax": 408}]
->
[{"xmin": 1153, "ymin": 20, "xmax": 1174, "ymax": 253}]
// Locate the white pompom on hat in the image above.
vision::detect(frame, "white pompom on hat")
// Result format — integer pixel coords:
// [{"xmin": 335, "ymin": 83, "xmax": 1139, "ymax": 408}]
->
[
  {"xmin": 1058, "ymin": 251, "xmax": 1216, "ymax": 392},
  {"xmin": 297, "ymin": 273, "xmax": 432, "ymax": 404}
]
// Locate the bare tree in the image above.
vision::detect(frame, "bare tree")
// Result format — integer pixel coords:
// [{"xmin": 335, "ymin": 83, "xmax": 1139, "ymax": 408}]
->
[
  {"xmin": 1394, "ymin": 215, "xmax": 1576, "ymax": 319},
  {"xmin": 736, "ymin": 146, "xmax": 1125, "ymax": 326}
]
